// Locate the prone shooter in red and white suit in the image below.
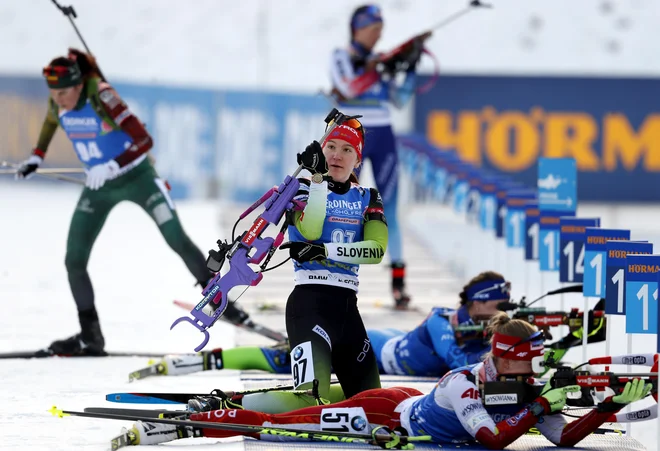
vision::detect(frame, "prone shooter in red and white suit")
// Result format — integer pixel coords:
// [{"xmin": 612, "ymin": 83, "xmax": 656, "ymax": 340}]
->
[{"xmin": 127, "ymin": 313, "xmax": 651, "ymax": 449}]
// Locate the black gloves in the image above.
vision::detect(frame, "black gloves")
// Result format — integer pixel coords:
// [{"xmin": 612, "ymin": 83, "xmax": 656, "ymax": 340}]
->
[
  {"xmin": 14, "ymin": 155, "xmax": 43, "ymax": 180},
  {"xmin": 403, "ymin": 38, "xmax": 424, "ymax": 71},
  {"xmin": 280, "ymin": 241, "xmax": 327, "ymax": 262},
  {"xmin": 381, "ymin": 37, "xmax": 424, "ymax": 74},
  {"xmin": 297, "ymin": 141, "xmax": 327, "ymax": 174}
]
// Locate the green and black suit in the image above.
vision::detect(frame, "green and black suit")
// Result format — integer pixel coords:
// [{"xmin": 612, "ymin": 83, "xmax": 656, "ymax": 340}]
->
[{"xmin": 32, "ymin": 77, "xmax": 211, "ymax": 352}]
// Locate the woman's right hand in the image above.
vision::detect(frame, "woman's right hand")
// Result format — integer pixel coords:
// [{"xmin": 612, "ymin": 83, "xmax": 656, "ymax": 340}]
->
[{"xmin": 297, "ymin": 141, "xmax": 327, "ymax": 174}]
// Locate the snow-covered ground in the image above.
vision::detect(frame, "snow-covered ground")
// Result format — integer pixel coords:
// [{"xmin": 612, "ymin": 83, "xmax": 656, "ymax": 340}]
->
[
  {"xmin": 1, "ymin": 179, "xmax": 658, "ymax": 450},
  {"xmin": 0, "ymin": 179, "xmax": 455, "ymax": 450}
]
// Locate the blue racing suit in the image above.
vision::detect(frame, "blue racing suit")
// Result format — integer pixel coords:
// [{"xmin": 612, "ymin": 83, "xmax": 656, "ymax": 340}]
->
[
  {"xmin": 329, "ymin": 41, "xmax": 416, "ymax": 265},
  {"xmin": 368, "ymin": 305, "xmax": 489, "ymax": 376}
]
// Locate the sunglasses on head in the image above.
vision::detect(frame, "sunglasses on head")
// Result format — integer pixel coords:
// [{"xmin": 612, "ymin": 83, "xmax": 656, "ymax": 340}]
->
[
  {"xmin": 498, "ymin": 330, "xmax": 545, "ymax": 358},
  {"xmin": 325, "ymin": 116, "xmax": 365, "ymax": 140},
  {"xmin": 42, "ymin": 65, "xmax": 77, "ymax": 77}
]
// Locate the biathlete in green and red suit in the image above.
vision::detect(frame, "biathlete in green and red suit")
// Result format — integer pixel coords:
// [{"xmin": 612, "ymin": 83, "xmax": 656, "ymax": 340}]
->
[{"xmin": 14, "ymin": 48, "xmax": 249, "ymax": 356}]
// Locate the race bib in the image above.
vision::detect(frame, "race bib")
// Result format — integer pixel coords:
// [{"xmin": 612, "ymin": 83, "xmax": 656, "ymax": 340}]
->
[
  {"xmin": 291, "ymin": 341, "xmax": 315, "ymax": 388},
  {"xmin": 320, "ymin": 407, "xmax": 370, "ymax": 433}
]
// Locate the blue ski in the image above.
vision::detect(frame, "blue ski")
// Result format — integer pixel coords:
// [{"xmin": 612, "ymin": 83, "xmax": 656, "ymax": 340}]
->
[{"xmin": 105, "ymin": 393, "xmax": 196, "ymax": 405}]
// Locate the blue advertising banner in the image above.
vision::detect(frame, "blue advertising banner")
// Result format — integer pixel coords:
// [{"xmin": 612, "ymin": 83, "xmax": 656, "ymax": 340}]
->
[
  {"xmin": 625, "ymin": 255, "xmax": 660, "ymax": 334},
  {"xmin": 558, "ymin": 217, "xmax": 601, "ymax": 283},
  {"xmin": 466, "ymin": 172, "xmax": 483, "ymax": 224},
  {"xmin": 398, "ymin": 137, "xmax": 436, "ymax": 202},
  {"xmin": 479, "ymin": 177, "xmax": 499, "ymax": 231},
  {"xmin": 114, "ymin": 83, "xmax": 331, "ymax": 201},
  {"xmin": 0, "ymin": 76, "xmax": 82, "ymax": 169},
  {"xmin": 539, "ymin": 210, "xmax": 572, "ymax": 272},
  {"xmin": 524, "ymin": 201, "xmax": 540, "ymax": 261},
  {"xmin": 0, "ymin": 75, "xmax": 334, "ymax": 201},
  {"xmin": 505, "ymin": 189, "xmax": 536, "ymax": 248},
  {"xmin": 538, "ymin": 158, "xmax": 577, "ymax": 213},
  {"xmin": 397, "ymin": 136, "xmax": 467, "ymax": 205},
  {"xmin": 414, "ymin": 74, "xmax": 660, "ymax": 202},
  {"xmin": 495, "ymin": 181, "xmax": 524, "ymax": 239},
  {"xmin": 605, "ymin": 241, "xmax": 653, "ymax": 315},
  {"xmin": 448, "ymin": 162, "xmax": 478, "ymax": 214},
  {"xmin": 583, "ymin": 228, "xmax": 631, "ymax": 298}
]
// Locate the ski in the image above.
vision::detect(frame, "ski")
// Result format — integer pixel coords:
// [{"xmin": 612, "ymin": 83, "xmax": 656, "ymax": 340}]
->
[
  {"xmin": 85, "ymin": 406, "xmax": 188, "ymax": 418},
  {"xmin": 52, "ymin": 406, "xmax": 624, "ymax": 449},
  {"xmin": 0, "ymin": 349, "xmax": 169, "ymax": 360},
  {"xmin": 51, "ymin": 407, "xmax": 430, "ymax": 448},
  {"xmin": 107, "ymin": 382, "xmax": 321, "ymax": 405},
  {"xmin": 106, "ymin": 392, "xmax": 196, "ymax": 405},
  {"xmin": 241, "ymin": 374, "xmax": 438, "ymax": 385},
  {"xmin": 110, "ymin": 427, "xmax": 137, "ymax": 450},
  {"xmin": 173, "ymin": 300, "xmax": 288, "ymax": 343},
  {"xmin": 128, "ymin": 362, "xmax": 166, "ymax": 382}
]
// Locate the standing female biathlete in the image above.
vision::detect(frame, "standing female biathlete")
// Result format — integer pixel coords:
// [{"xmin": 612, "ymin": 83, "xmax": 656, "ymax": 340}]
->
[
  {"xmin": 151, "ymin": 271, "xmax": 509, "ymax": 379},
  {"xmin": 126, "ymin": 313, "xmax": 651, "ymax": 448},
  {"xmin": 330, "ymin": 4, "xmax": 421, "ymax": 310},
  {"xmin": 185, "ymin": 118, "xmax": 388, "ymax": 416},
  {"xmin": 278, "ymin": 118, "xmax": 387, "ymax": 405},
  {"xmin": 14, "ymin": 49, "xmax": 248, "ymax": 356}
]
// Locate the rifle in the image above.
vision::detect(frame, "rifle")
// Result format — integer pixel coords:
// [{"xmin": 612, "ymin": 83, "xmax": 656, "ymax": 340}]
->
[
  {"xmin": 454, "ymin": 285, "xmax": 602, "ymax": 345},
  {"xmin": 539, "ymin": 350, "xmax": 659, "ymax": 403},
  {"xmin": 505, "ymin": 307, "xmax": 605, "ymax": 342},
  {"xmin": 497, "ymin": 285, "xmax": 606, "ymax": 342},
  {"xmin": 481, "ymin": 351, "xmax": 659, "ymax": 411},
  {"xmin": 171, "ymin": 108, "xmax": 360, "ymax": 352}
]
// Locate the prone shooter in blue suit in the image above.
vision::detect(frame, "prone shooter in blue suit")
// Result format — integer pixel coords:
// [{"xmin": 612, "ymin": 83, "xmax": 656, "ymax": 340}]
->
[{"xmin": 368, "ymin": 271, "xmax": 511, "ymax": 376}]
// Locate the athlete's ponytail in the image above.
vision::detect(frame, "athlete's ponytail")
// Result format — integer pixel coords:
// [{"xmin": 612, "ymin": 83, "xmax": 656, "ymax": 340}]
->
[
  {"xmin": 484, "ymin": 312, "xmax": 537, "ymax": 364},
  {"xmin": 67, "ymin": 48, "xmax": 103, "ymax": 81},
  {"xmin": 486, "ymin": 312, "xmax": 535, "ymax": 338}
]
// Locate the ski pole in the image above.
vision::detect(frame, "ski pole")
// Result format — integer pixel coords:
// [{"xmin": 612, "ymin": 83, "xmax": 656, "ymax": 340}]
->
[
  {"xmin": 50, "ymin": 0, "xmax": 108, "ymax": 81},
  {"xmin": 428, "ymin": 0, "xmax": 493, "ymax": 32},
  {"xmin": 0, "ymin": 167, "xmax": 84, "ymax": 175},
  {"xmin": 1, "ymin": 161, "xmax": 85, "ymax": 185}
]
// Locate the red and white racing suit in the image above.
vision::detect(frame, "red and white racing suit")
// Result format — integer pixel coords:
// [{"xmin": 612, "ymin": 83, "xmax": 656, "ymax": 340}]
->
[{"xmin": 191, "ymin": 358, "xmax": 624, "ymax": 449}]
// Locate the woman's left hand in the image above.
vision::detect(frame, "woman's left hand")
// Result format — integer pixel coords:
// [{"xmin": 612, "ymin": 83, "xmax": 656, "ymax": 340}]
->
[
  {"xmin": 612, "ymin": 378, "xmax": 652, "ymax": 406},
  {"xmin": 280, "ymin": 241, "xmax": 327, "ymax": 262}
]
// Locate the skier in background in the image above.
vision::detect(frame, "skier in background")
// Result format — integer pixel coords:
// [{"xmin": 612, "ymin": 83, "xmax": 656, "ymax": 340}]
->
[
  {"xmin": 14, "ymin": 48, "xmax": 250, "ymax": 356},
  {"xmin": 330, "ymin": 4, "xmax": 422, "ymax": 310}
]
